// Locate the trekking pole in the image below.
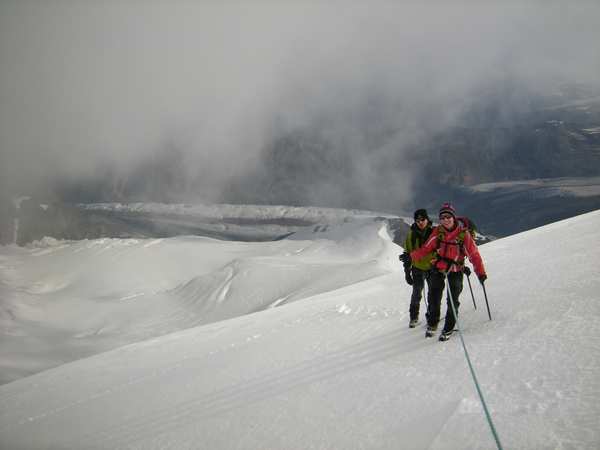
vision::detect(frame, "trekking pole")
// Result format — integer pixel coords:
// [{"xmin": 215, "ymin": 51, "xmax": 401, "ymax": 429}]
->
[
  {"xmin": 423, "ymin": 271, "xmax": 431, "ymax": 319},
  {"xmin": 423, "ymin": 273, "xmax": 429, "ymax": 311},
  {"xmin": 465, "ymin": 272, "xmax": 477, "ymax": 310},
  {"xmin": 481, "ymin": 281, "xmax": 492, "ymax": 321}
]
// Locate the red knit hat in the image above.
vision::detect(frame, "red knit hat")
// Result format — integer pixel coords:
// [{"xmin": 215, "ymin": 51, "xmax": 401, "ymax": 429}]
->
[{"xmin": 439, "ymin": 202, "xmax": 456, "ymax": 218}]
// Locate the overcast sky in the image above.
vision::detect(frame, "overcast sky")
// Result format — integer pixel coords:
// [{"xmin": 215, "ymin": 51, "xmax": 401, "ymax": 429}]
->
[{"xmin": 1, "ymin": 1, "xmax": 599, "ymax": 203}]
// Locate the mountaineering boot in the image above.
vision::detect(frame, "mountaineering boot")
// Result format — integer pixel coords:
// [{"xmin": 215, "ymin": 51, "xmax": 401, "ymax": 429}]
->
[
  {"xmin": 409, "ymin": 319, "xmax": 419, "ymax": 328},
  {"xmin": 425, "ymin": 324, "xmax": 437, "ymax": 338},
  {"xmin": 439, "ymin": 329, "xmax": 454, "ymax": 341}
]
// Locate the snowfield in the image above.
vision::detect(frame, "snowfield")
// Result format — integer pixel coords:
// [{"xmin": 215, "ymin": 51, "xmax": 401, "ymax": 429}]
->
[
  {"xmin": 465, "ymin": 176, "xmax": 600, "ymax": 199},
  {"xmin": 1, "ymin": 209, "xmax": 599, "ymax": 449}
]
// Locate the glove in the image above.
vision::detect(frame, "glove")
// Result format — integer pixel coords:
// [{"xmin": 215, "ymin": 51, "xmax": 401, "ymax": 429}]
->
[
  {"xmin": 405, "ymin": 271, "xmax": 414, "ymax": 285},
  {"xmin": 463, "ymin": 266, "xmax": 471, "ymax": 276},
  {"xmin": 478, "ymin": 273, "xmax": 487, "ymax": 284},
  {"xmin": 399, "ymin": 252, "xmax": 411, "ymax": 267}
]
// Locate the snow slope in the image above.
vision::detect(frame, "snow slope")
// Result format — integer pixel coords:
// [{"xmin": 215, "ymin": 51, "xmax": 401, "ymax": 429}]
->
[{"xmin": 1, "ymin": 211, "xmax": 600, "ymax": 449}]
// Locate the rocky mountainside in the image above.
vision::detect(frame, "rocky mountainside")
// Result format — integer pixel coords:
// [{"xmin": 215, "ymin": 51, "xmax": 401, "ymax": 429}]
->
[
  {"xmin": 249, "ymin": 84, "xmax": 600, "ymax": 203},
  {"xmin": 235, "ymin": 83, "xmax": 600, "ymax": 235},
  {"xmin": 417, "ymin": 85, "xmax": 600, "ymax": 187}
]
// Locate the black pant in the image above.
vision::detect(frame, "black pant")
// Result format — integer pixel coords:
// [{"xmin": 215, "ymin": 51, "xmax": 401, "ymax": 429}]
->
[
  {"xmin": 427, "ymin": 270, "xmax": 463, "ymax": 332},
  {"xmin": 409, "ymin": 268, "xmax": 431, "ymax": 321}
]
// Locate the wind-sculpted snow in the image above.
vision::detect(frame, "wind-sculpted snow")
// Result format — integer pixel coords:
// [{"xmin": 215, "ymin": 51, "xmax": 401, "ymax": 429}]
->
[
  {"xmin": 74, "ymin": 202, "xmax": 395, "ymax": 241},
  {"xmin": 1, "ymin": 210, "xmax": 599, "ymax": 449},
  {"xmin": 79, "ymin": 202, "xmax": 386, "ymax": 222},
  {"xmin": 0, "ymin": 218, "xmax": 395, "ymax": 384}
]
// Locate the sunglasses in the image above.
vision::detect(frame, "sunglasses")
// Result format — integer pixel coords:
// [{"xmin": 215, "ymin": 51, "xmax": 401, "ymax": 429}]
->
[
  {"xmin": 415, "ymin": 217, "xmax": 428, "ymax": 222},
  {"xmin": 439, "ymin": 214, "xmax": 454, "ymax": 220}
]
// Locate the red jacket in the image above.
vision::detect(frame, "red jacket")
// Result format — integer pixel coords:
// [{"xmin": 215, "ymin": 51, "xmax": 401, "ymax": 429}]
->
[{"xmin": 410, "ymin": 224, "xmax": 486, "ymax": 276}]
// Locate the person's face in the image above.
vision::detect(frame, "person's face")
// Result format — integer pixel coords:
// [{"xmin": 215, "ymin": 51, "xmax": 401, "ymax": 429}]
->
[
  {"xmin": 439, "ymin": 214, "xmax": 455, "ymax": 229},
  {"xmin": 415, "ymin": 217, "xmax": 428, "ymax": 230}
]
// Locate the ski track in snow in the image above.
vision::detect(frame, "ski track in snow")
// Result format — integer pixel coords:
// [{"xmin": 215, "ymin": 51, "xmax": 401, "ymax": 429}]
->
[{"xmin": 69, "ymin": 329, "xmax": 426, "ymax": 448}]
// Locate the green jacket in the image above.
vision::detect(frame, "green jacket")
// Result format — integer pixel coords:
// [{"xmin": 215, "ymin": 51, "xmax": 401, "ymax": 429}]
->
[{"xmin": 404, "ymin": 222, "xmax": 435, "ymax": 271}]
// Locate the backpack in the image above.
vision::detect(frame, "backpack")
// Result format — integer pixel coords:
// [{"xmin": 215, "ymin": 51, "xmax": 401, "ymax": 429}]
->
[{"xmin": 456, "ymin": 216, "xmax": 477, "ymax": 239}]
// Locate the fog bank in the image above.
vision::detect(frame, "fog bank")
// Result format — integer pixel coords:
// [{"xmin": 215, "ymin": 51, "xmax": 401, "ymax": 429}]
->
[{"xmin": 1, "ymin": 1, "xmax": 599, "ymax": 208}]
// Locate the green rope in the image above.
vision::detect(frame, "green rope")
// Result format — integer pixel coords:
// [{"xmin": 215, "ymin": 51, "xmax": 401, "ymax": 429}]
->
[{"xmin": 445, "ymin": 276, "xmax": 504, "ymax": 450}]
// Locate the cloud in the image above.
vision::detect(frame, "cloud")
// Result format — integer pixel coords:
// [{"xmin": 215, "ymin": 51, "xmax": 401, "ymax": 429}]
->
[{"xmin": 1, "ymin": 1, "xmax": 599, "ymax": 206}]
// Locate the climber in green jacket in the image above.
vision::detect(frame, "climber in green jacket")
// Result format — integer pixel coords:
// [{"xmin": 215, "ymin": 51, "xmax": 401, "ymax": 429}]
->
[{"xmin": 400, "ymin": 209, "xmax": 436, "ymax": 328}]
